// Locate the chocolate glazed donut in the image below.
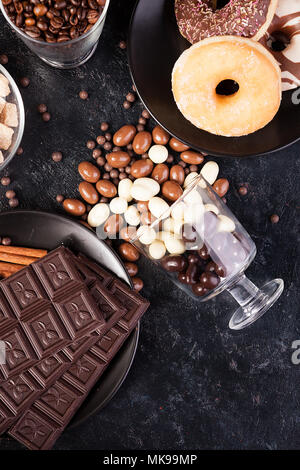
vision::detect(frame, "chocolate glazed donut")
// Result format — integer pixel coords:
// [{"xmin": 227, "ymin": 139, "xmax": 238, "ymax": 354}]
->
[
  {"xmin": 174, "ymin": 0, "xmax": 278, "ymax": 44},
  {"xmin": 260, "ymin": 0, "xmax": 300, "ymax": 91}
]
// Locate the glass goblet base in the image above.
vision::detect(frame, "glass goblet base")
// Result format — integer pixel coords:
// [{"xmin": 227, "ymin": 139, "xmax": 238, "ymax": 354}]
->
[{"xmin": 229, "ymin": 278, "xmax": 284, "ymax": 330}]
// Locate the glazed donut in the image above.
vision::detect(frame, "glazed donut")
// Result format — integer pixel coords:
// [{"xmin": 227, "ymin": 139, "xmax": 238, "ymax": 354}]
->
[
  {"xmin": 174, "ymin": 0, "xmax": 278, "ymax": 44},
  {"xmin": 172, "ymin": 36, "xmax": 282, "ymax": 137},
  {"xmin": 260, "ymin": 0, "xmax": 300, "ymax": 91}
]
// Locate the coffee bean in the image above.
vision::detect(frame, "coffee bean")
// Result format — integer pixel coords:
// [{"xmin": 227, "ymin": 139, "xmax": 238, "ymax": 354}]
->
[
  {"xmin": 79, "ymin": 90, "xmax": 88, "ymax": 100},
  {"xmin": 270, "ymin": 214, "xmax": 279, "ymax": 224},
  {"xmin": 86, "ymin": 140, "xmax": 96, "ymax": 149},
  {"xmin": 20, "ymin": 77, "xmax": 30, "ymax": 87},
  {"xmin": 96, "ymin": 156, "xmax": 105, "ymax": 166},
  {"xmin": 100, "ymin": 122, "xmax": 109, "ymax": 131},
  {"xmin": 0, "ymin": 54, "xmax": 8, "ymax": 65},
  {"xmin": 51, "ymin": 151, "xmax": 62, "ymax": 162},
  {"xmin": 132, "ymin": 277, "xmax": 143, "ymax": 292},
  {"xmin": 126, "ymin": 92, "xmax": 135, "ymax": 103},
  {"xmin": 103, "ymin": 141, "xmax": 112, "ymax": 151},
  {"xmin": 97, "ymin": 135, "xmax": 106, "ymax": 145},
  {"xmin": 56, "ymin": 194, "xmax": 64, "ymax": 203},
  {"xmin": 239, "ymin": 186, "xmax": 248, "ymax": 196},
  {"xmin": 42, "ymin": 112, "xmax": 51, "ymax": 122},
  {"xmin": 5, "ymin": 190, "xmax": 16, "ymax": 199},
  {"xmin": 92, "ymin": 148, "xmax": 101, "ymax": 159},
  {"xmin": 37, "ymin": 103, "xmax": 47, "ymax": 113},
  {"xmin": 1, "ymin": 237, "xmax": 11, "ymax": 246},
  {"xmin": 8, "ymin": 198, "xmax": 19, "ymax": 208},
  {"xmin": 141, "ymin": 109, "xmax": 150, "ymax": 119},
  {"xmin": 1, "ymin": 177, "xmax": 10, "ymax": 186}
]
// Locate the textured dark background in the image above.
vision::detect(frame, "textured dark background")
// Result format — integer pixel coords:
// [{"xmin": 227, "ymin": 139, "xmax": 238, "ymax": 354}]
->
[{"xmin": 0, "ymin": 0, "xmax": 300, "ymax": 451}]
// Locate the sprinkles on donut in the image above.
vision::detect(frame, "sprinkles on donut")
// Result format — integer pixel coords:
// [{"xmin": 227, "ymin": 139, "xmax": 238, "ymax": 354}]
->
[{"xmin": 174, "ymin": 0, "xmax": 279, "ymax": 44}]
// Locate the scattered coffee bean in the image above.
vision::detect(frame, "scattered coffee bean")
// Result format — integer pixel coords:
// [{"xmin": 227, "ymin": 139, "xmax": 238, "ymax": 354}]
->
[
  {"xmin": 126, "ymin": 92, "xmax": 135, "ymax": 103},
  {"xmin": 96, "ymin": 156, "xmax": 105, "ymax": 166},
  {"xmin": 103, "ymin": 141, "xmax": 112, "ymax": 151},
  {"xmin": 97, "ymin": 135, "xmax": 106, "ymax": 146},
  {"xmin": 141, "ymin": 109, "xmax": 150, "ymax": 119},
  {"xmin": 86, "ymin": 140, "xmax": 96, "ymax": 150},
  {"xmin": 19, "ymin": 77, "xmax": 30, "ymax": 88},
  {"xmin": 5, "ymin": 190, "xmax": 15, "ymax": 199},
  {"xmin": 56, "ymin": 194, "xmax": 64, "ymax": 203},
  {"xmin": 1, "ymin": 176, "xmax": 10, "ymax": 186},
  {"xmin": 124, "ymin": 262, "xmax": 138, "ymax": 277},
  {"xmin": 123, "ymin": 100, "xmax": 131, "ymax": 109},
  {"xmin": 37, "ymin": 103, "xmax": 47, "ymax": 113},
  {"xmin": 79, "ymin": 90, "xmax": 88, "ymax": 100},
  {"xmin": 93, "ymin": 149, "xmax": 101, "ymax": 159},
  {"xmin": 42, "ymin": 112, "xmax": 51, "ymax": 122},
  {"xmin": 270, "ymin": 214, "xmax": 279, "ymax": 224},
  {"xmin": 239, "ymin": 186, "xmax": 248, "ymax": 196},
  {"xmin": 51, "ymin": 151, "xmax": 62, "ymax": 162},
  {"xmin": 132, "ymin": 277, "xmax": 143, "ymax": 292},
  {"xmin": 8, "ymin": 198, "xmax": 19, "ymax": 208},
  {"xmin": 0, "ymin": 54, "xmax": 8, "ymax": 65},
  {"xmin": 100, "ymin": 122, "xmax": 109, "ymax": 131}
]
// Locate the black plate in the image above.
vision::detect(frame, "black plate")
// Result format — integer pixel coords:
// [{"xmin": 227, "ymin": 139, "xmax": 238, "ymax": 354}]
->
[
  {"xmin": 128, "ymin": 0, "xmax": 300, "ymax": 157},
  {"xmin": 0, "ymin": 210, "xmax": 140, "ymax": 429}
]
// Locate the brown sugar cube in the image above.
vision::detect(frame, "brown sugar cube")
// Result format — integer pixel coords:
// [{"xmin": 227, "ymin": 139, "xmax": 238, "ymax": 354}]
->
[
  {"xmin": 0, "ymin": 123, "xmax": 13, "ymax": 150},
  {"xmin": 0, "ymin": 74, "xmax": 10, "ymax": 97},
  {"xmin": 1, "ymin": 102, "xmax": 18, "ymax": 127}
]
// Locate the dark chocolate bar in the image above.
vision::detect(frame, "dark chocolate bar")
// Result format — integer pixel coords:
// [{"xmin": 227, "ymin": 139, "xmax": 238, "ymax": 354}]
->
[
  {"xmin": 0, "ymin": 247, "xmax": 107, "ymax": 381},
  {"xmin": 0, "ymin": 261, "xmax": 128, "ymax": 435},
  {"xmin": 8, "ymin": 257, "xmax": 149, "ymax": 450}
]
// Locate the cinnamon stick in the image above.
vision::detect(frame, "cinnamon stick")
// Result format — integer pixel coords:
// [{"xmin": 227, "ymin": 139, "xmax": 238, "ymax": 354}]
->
[
  {"xmin": 0, "ymin": 246, "xmax": 47, "ymax": 258},
  {"xmin": 0, "ymin": 271, "xmax": 15, "ymax": 279},
  {"xmin": 0, "ymin": 253, "xmax": 38, "ymax": 266},
  {"xmin": 0, "ymin": 261, "xmax": 24, "ymax": 274}
]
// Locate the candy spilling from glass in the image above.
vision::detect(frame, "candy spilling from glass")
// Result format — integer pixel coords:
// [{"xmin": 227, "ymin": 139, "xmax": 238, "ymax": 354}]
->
[{"xmin": 130, "ymin": 175, "xmax": 284, "ymax": 330}]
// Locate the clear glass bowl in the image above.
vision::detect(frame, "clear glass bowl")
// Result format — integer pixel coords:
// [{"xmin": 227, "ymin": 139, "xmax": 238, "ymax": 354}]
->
[
  {"xmin": 0, "ymin": 0, "xmax": 110, "ymax": 69},
  {"xmin": 0, "ymin": 64, "xmax": 25, "ymax": 172},
  {"xmin": 130, "ymin": 175, "xmax": 284, "ymax": 330}
]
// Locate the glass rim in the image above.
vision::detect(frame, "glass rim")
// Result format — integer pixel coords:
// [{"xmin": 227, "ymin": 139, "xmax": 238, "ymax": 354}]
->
[
  {"xmin": 0, "ymin": 0, "xmax": 110, "ymax": 48},
  {"xmin": 0, "ymin": 64, "xmax": 25, "ymax": 172}
]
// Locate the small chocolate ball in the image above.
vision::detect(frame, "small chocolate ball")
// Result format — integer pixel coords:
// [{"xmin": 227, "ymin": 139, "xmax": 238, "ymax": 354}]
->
[
  {"xmin": 51, "ymin": 151, "xmax": 62, "ymax": 162},
  {"xmin": 79, "ymin": 90, "xmax": 88, "ymax": 100},
  {"xmin": 37, "ymin": 103, "xmax": 47, "ymax": 113}
]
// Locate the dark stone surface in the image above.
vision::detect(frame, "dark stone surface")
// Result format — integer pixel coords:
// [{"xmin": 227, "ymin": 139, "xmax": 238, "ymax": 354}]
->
[{"xmin": 0, "ymin": 0, "xmax": 300, "ymax": 451}]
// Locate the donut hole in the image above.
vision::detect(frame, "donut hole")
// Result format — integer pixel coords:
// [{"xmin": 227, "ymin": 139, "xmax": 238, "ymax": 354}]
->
[
  {"xmin": 269, "ymin": 31, "xmax": 290, "ymax": 52},
  {"xmin": 216, "ymin": 79, "xmax": 239, "ymax": 96},
  {"xmin": 214, "ymin": 0, "xmax": 230, "ymax": 9}
]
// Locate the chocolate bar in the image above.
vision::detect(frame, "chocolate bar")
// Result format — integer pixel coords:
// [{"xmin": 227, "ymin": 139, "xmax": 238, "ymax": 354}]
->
[
  {"xmin": 0, "ymin": 247, "xmax": 107, "ymax": 381},
  {"xmin": 8, "ymin": 256, "xmax": 149, "ymax": 450},
  {"xmin": 0, "ymin": 257, "xmax": 128, "ymax": 435}
]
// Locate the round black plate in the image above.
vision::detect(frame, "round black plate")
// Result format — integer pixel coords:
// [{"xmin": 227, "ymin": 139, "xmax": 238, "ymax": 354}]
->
[
  {"xmin": 0, "ymin": 210, "xmax": 140, "ymax": 429},
  {"xmin": 128, "ymin": 0, "xmax": 300, "ymax": 157}
]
